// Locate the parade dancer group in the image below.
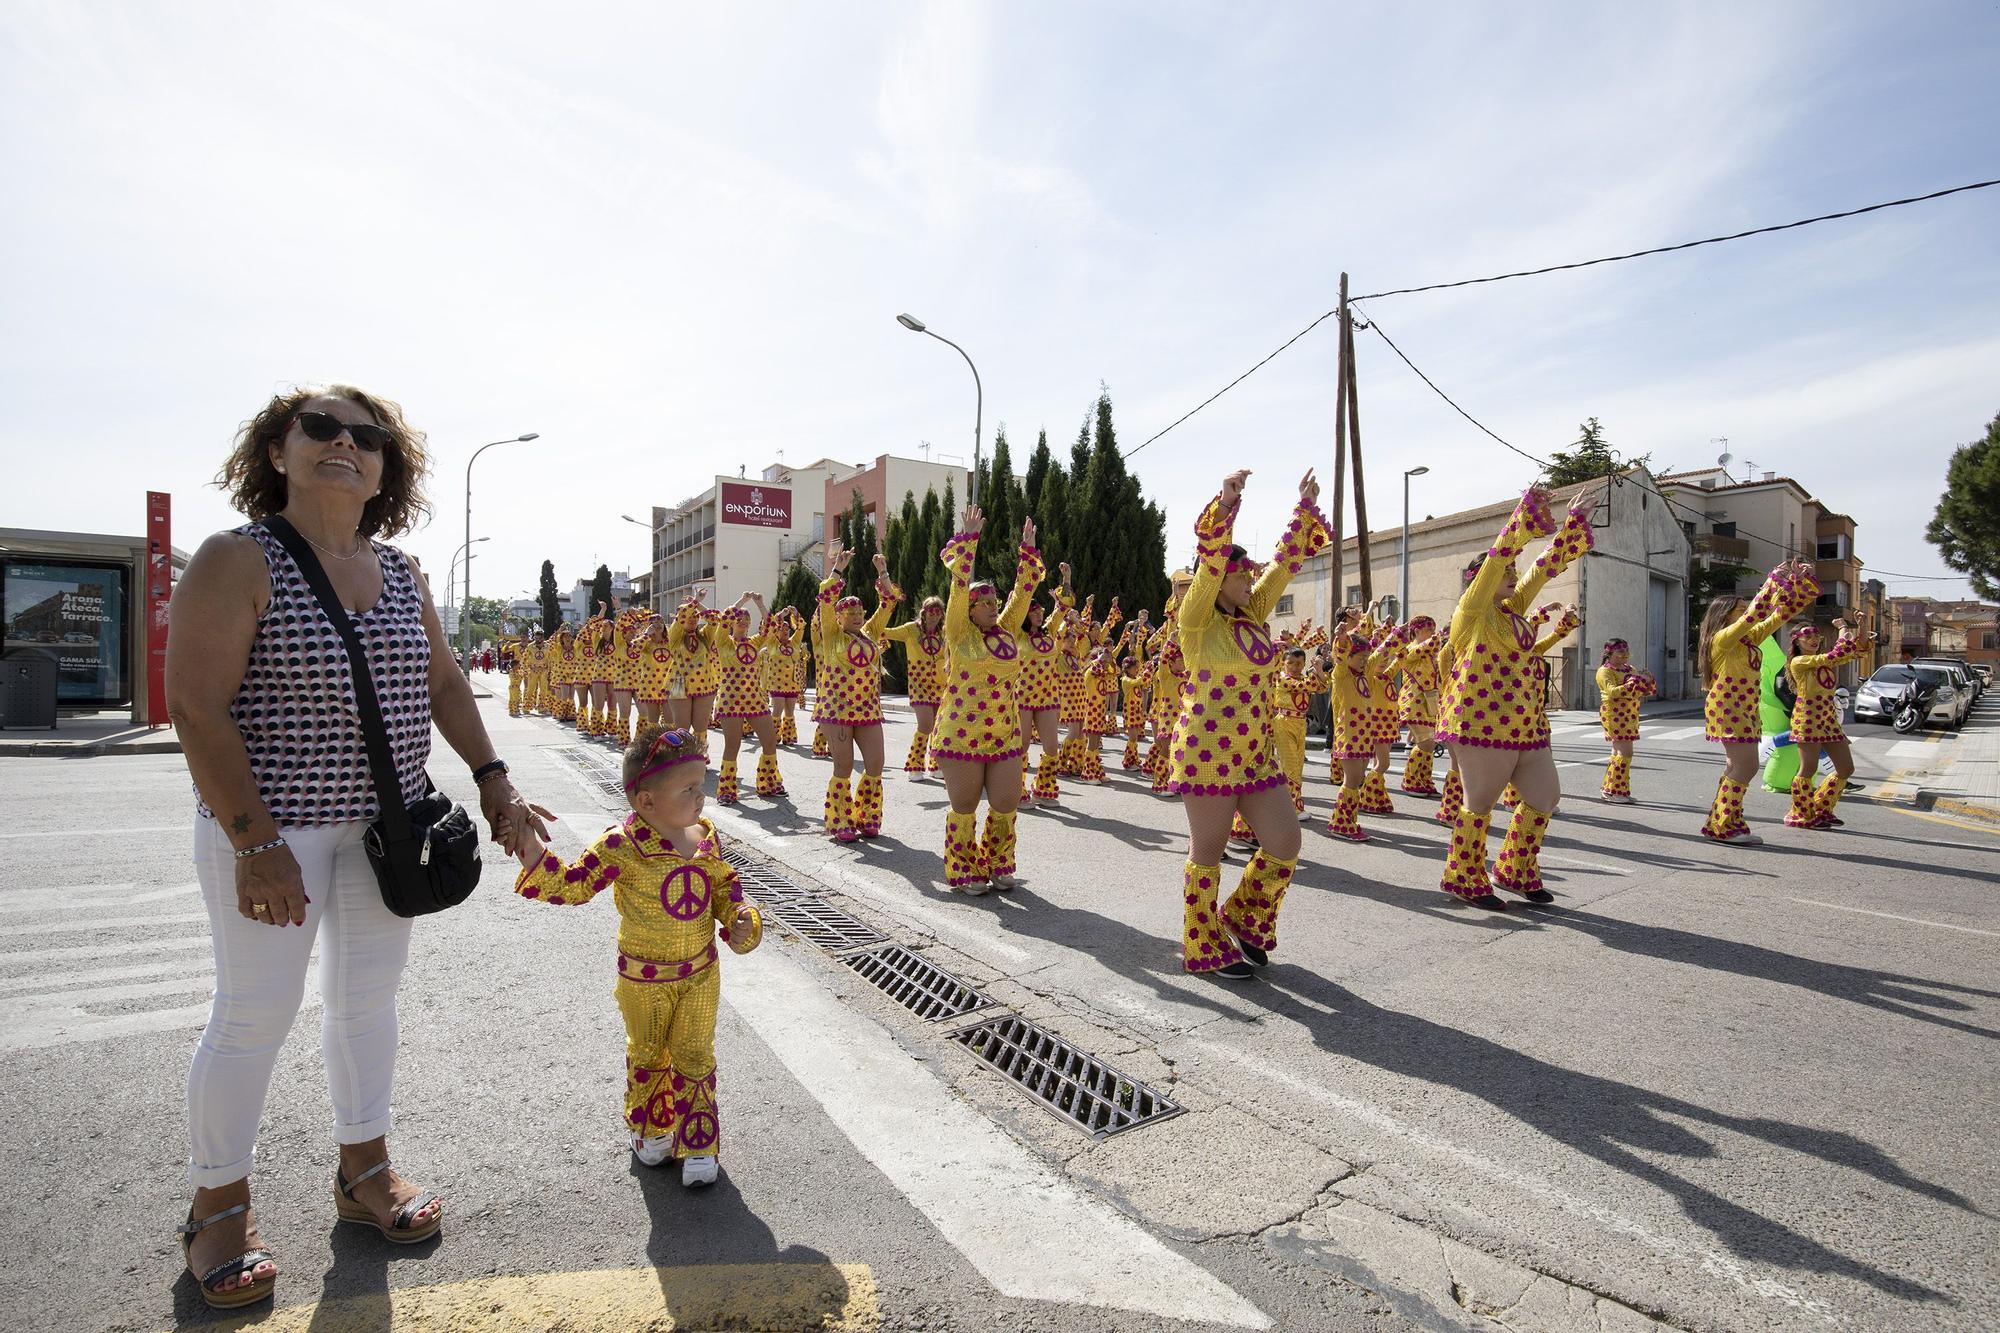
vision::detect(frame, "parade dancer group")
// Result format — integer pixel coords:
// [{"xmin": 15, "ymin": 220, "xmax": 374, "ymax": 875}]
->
[{"xmin": 498, "ymin": 468, "xmax": 1865, "ymax": 989}]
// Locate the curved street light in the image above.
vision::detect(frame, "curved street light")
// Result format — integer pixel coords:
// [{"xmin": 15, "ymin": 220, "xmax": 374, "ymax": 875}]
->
[
  {"xmin": 463, "ymin": 432, "xmax": 539, "ymax": 665},
  {"xmin": 1400, "ymin": 465, "xmax": 1430, "ymax": 622},
  {"xmin": 896, "ymin": 313, "xmax": 983, "ymax": 505}
]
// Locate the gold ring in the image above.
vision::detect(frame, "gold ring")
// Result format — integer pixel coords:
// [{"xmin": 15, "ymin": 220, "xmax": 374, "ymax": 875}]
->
[{"xmin": 252, "ymin": 903, "xmax": 271, "ymax": 916}]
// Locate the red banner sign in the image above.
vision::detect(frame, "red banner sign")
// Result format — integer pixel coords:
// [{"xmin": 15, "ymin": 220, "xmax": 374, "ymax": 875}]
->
[
  {"xmin": 145, "ymin": 490, "xmax": 172, "ymax": 725},
  {"xmin": 719, "ymin": 482, "xmax": 791, "ymax": 528}
]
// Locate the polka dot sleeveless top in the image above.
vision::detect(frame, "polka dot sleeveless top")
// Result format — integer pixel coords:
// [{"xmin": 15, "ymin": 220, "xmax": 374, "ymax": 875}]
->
[{"xmin": 197, "ymin": 522, "xmax": 433, "ymax": 826}]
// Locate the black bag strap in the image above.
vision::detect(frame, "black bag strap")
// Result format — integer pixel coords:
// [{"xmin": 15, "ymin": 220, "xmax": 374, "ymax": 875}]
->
[{"xmin": 260, "ymin": 516, "xmax": 414, "ymax": 842}]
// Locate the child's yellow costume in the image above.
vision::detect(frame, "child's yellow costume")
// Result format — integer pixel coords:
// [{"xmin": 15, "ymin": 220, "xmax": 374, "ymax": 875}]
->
[{"xmin": 514, "ymin": 813, "xmax": 762, "ymax": 1158}]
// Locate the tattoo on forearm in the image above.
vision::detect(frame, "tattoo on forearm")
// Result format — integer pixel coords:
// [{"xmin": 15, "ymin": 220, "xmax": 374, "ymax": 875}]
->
[{"xmin": 231, "ymin": 814, "xmax": 253, "ymax": 835}]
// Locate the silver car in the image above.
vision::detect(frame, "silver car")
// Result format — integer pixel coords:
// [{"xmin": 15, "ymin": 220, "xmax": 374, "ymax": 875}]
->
[
  {"xmin": 1853, "ymin": 665, "xmax": 1957, "ymax": 728},
  {"xmin": 1911, "ymin": 660, "xmax": 1977, "ymax": 723}
]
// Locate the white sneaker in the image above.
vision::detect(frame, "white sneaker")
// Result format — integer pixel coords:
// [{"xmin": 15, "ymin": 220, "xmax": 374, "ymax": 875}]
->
[
  {"xmin": 681, "ymin": 1154, "xmax": 719, "ymax": 1188},
  {"xmin": 631, "ymin": 1133, "xmax": 672, "ymax": 1167},
  {"xmin": 1719, "ymin": 829, "xmax": 1763, "ymax": 845},
  {"xmin": 1601, "ymin": 793, "xmax": 1634, "ymax": 805},
  {"xmin": 990, "ymin": 873, "xmax": 1020, "ymax": 892},
  {"xmin": 952, "ymin": 880, "xmax": 993, "ymax": 897}
]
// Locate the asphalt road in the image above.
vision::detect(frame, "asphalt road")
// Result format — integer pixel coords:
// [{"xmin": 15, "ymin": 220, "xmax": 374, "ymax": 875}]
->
[{"xmin": 1, "ymin": 684, "xmax": 1994, "ymax": 1332}]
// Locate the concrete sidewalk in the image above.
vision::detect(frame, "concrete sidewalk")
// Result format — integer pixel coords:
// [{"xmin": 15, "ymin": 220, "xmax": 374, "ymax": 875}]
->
[{"xmin": 0, "ymin": 711, "xmax": 179, "ymax": 757}]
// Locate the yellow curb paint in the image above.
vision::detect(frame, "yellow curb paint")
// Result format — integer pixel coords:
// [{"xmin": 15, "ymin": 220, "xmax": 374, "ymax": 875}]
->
[
  {"xmin": 1887, "ymin": 807, "xmax": 2000, "ymax": 839},
  {"xmin": 1928, "ymin": 796, "xmax": 2000, "ymax": 826},
  {"xmin": 183, "ymin": 1262, "xmax": 879, "ymax": 1332}
]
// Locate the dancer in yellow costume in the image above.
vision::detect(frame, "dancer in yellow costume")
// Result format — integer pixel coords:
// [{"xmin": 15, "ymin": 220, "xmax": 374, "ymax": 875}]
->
[
  {"xmin": 1697, "ymin": 558, "xmax": 1819, "ymax": 844},
  {"xmin": 1783, "ymin": 617, "xmax": 1870, "ymax": 829},
  {"xmin": 813, "ymin": 548, "xmax": 898, "ymax": 842},
  {"xmin": 574, "ymin": 611, "xmax": 605, "ymax": 735},
  {"xmin": 544, "ymin": 625, "xmax": 573, "ymax": 723},
  {"xmin": 608, "ymin": 599, "xmax": 650, "ymax": 748},
  {"xmin": 630, "ymin": 613, "xmax": 672, "ymax": 729},
  {"xmin": 1396, "ymin": 618, "xmax": 1442, "ymax": 795},
  {"xmin": 1594, "ymin": 639, "xmax": 1655, "ymax": 803},
  {"xmin": 1075, "ymin": 646, "xmax": 1120, "ymax": 782},
  {"xmin": 1356, "ymin": 601, "xmax": 1407, "ymax": 816},
  {"xmin": 1015, "ymin": 596, "xmax": 1065, "ymax": 804},
  {"xmin": 1119, "ymin": 646, "xmax": 1151, "ymax": 771},
  {"xmin": 1325, "ymin": 609, "xmax": 1409, "ymax": 842},
  {"xmin": 1272, "ymin": 644, "xmax": 1327, "ymax": 817},
  {"xmin": 1147, "ymin": 614, "xmax": 1189, "ymax": 793},
  {"xmin": 672, "ymin": 594, "xmax": 723, "ymax": 739},
  {"xmin": 1171, "ymin": 468, "xmax": 1328, "ymax": 980},
  {"xmin": 765, "ymin": 607, "xmax": 806, "ymax": 745},
  {"xmin": 506, "ymin": 636, "xmax": 527, "ymax": 716},
  {"xmin": 508, "ymin": 725, "xmax": 761, "ymax": 1188},
  {"xmin": 523, "ymin": 630, "xmax": 552, "ymax": 716},
  {"xmin": 934, "ymin": 507, "xmax": 1042, "ymax": 891},
  {"xmin": 885, "ymin": 597, "xmax": 950, "ymax": 778},
  {"xmin": 712, "ymin": 594, "xmax": 786, "ymax": 804},
  {"xmin": 1434, "ymin": 485, "xmax": 1596, "ymax": 910}
]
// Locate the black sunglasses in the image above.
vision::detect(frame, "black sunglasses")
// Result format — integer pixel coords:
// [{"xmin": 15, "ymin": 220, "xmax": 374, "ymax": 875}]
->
[{"xmin": 293, "ymin": 410, "xmax": 394, "ymax": 454}]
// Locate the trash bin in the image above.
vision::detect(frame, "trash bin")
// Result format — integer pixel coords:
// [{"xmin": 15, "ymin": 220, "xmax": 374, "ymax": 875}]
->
[{"xmin": 0, "ymin": 652, "xmax": 60, "ymax": 730}]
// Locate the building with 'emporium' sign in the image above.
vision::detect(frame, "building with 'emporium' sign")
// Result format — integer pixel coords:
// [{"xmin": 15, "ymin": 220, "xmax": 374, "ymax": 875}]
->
[{"xmin": 643, "ymin": 458, "xmax": 861, "ymax": 613}]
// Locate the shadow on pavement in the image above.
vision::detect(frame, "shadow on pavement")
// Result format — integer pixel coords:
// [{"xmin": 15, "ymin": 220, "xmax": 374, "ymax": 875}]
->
[{"xmin": 1240, "ymin": 965, "xmax": 1969, "ymax": 1309}]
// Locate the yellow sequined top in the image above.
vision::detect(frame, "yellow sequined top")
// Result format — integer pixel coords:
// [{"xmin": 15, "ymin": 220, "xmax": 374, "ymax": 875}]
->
[
  {"xmin": 812, "ymin": 574, "xmax": 898, "ymax": 726},
  {"xmin": 1167, "ymin": 492, "xmax": 1331, "ymax": 794},
  {"xmin": 885, "ymin": 618, "xmax": 951, "ymax": 705},
  {"xmin": 513, "ymin": 814, "xmax": 763, "ymax": 975},
  {"xmin": 934, "ymin": 532, "xmax": 1044, "ymax": 759},
  {"xmin": 1705, "ymin": 569, "xmax": 1818, "ymax": 743}
]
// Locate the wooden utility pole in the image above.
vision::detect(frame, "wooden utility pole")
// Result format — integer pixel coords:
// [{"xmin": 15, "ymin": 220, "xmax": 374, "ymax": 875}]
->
[
  {"xmin": 1330, "ymin": 273, "xmax": 1348, "ymax": 614},
  {"xmin": 1345, "ymin": 306, "xmax": 1374, "ymax": 607}
]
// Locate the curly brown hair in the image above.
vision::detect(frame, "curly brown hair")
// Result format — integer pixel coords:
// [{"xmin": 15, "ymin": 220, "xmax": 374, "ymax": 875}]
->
[
  {"xmin": 624, "ymin": 724, "xmax": 707, "ymax": 793},
  {"xmin": 215, "ymin": 384, "xmax": 432, "ymax": 538}
]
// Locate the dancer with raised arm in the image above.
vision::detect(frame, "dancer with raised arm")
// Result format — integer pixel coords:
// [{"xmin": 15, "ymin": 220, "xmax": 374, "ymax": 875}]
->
[
  {"xmin": 812, "ymin": 547, "xmax": 899, "ymax": 841},
  {"xmin": 885, "ymin": 595, "xmax": 950, "ymax": 779},
  {"xmin": 935, "ymin": 507, "xmax": 1044, "ymax": 892},
  {"xmin": 1595, "ymin": 639, "xmax": 1656, "ymax": 804},
  {"xmin": 1783, "ymin": 617, "xmax": 1869, "ymax": 829},
  {"xmin": 1170, "ymin": 468, "xmax": 1329, "ymax": 979},
  {"xmin": 1698, "ymin": 558, "xmax": 1818, "ymax": 844},
  {"xmin": 1434, "ymin": 485, "xmax": 1597, "ymax": 909}
]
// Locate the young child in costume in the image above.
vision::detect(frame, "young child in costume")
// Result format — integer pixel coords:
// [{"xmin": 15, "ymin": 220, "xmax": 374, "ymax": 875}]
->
[
  {"xmin": 1272, "ymin": 644, "xmax": 1328, "ymax": 818},
  {"xmin": 1783, "ymin": 617, "xmax": 1869, "ymax": 828},
  {"xmin": 508, "ymin": 725, "xmax": 762, "ymax": 1187},
  {"xmin": 1595, "ymin": 639, "xmax": 1656, "ymax": 803}
]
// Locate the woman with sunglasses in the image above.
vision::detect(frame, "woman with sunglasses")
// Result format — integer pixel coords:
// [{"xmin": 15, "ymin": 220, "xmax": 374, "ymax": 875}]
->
[
  {"xmin": 812, "ymin": 546, "xmax": 899, "ymax": 841},
  {"xmin": 1171, "ymin": 468, "xmax": 1328, "ymax": 980},
  {"xmin": 935, "ymin": 506, "xmax": 1044, "ymax": 890},
  {"xmin": 166, "ymin": 386, "xmax": 552, "ymax": 1308}
]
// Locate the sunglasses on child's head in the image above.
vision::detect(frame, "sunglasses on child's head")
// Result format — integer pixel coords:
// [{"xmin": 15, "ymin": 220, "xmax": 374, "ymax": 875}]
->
[
  {"xmin": 643, "ymin": 728, "xmax": 693, "ymax": 762},
  {"xmin": 293, "ymin": 410, "xmax": 395, "ymax": 454}
]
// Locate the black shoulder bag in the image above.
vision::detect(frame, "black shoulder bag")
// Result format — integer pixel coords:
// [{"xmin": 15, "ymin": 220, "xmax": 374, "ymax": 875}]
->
[{"xmin": 263, "ymin": 516, "xmax": 482, "ymax": 917}]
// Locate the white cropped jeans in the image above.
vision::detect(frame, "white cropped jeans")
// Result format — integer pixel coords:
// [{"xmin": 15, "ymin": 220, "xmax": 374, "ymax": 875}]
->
[{"xmin": 186, "ymin": 818, "xmax": 412, "ymax": 1188}]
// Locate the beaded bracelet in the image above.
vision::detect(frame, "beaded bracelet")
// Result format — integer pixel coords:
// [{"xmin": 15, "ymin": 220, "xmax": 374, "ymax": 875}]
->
[{"xmin": 234, "ymin": 837, "xmax": 286, "ymax": 860}]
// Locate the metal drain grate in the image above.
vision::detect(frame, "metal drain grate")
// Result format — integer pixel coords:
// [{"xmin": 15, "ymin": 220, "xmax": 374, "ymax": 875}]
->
[
  {"xmin": 842, "ymin": 944, "xmax": 991, "ymax": 1021},
  {"xmin": 557, "ymin": 745, "xmax": 625, "ymax": 798},
  {"xmin": 720, "ymin": 848, "xmax": 814, "ymax": 905},
  {"xmin": 763, "ymin": 897, "xmax": 885, "ymax": 952},
  {"xmin": 948, "ymin": 1014, "xmax": 1183, "ymax": 1138}
]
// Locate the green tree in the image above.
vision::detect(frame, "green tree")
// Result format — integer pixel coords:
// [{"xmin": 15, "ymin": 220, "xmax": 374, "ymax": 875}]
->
[
  {"xmin": 977, "ymin": 426, "xmax": 1021, "ymax": 589},
  {"xmin": 588, "ymin": 564, "xmax": 613, "ymax": 618},
  {"xmin": 1035, "ymin": 455, "xmax": 1069, "ymax": 577},
  {"xmin": 837, "ymin": 490, "xmax": 880, "ymax": 617},
  {"xmin": 463, "ymin": 595, "xmax": 508, "ymax": 629},
  {"xmin": 891, "ymin": 489, "xmax": 928, "ymax": 607},
  {"xmin": 1023, "ymin": 429, "xmax": 1053, "ymax": 518},
  {"xmin": 1688, "ymin": 562, "xmax": 1752, "ymax": 642},
  {"xmin": 775, "ymin": 560, "xmax": 818, "ymax": 625},
  {"xmin": 927, "ymin": 478, "xmax": 956, "ymax": 600},
  {"xmin": 914, "ymin": 486, "xmax": 944, "ymax": 596},
  {"xmin": 1926, "ymin": 411, "xmax": 2000, "ymax": 598},
  {"xmin": 538, "ymin": 560, "xmax": 562, "ymax": 634},
  {"xmin": 1543, "ymin": 417, "xmax": 1649, "ymax": 488}
]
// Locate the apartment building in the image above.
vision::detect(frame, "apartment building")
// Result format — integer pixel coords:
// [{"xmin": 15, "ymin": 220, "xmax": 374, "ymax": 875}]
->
[
  {"xmin": 647, "ymin": 458, "xmax": 858, "ymax": 611},
  {"xmin": 1657, "ymin": 466, "xmax": 1867, "ymax": 687},
  {"xmin": 1276, "ymin": 467, "xmax": 1692, "ymax": 703},
  {"xmin": 1897, "ymin": 597, "xmax": 2000, "ymax": 670},
  {"xmin": 823, "ymin": 453, "xmax": 976, "ymax": 542}
]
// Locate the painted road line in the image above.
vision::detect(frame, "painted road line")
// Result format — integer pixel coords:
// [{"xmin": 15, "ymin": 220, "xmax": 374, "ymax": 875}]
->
[
  {"xmin": 0, "ymin": 883, "xmax": 195, "ymax": 911},
  {"xmin": 0, "ymin": 935, "xmax": 210, "ymax": 964},
  {"xmin": 151, "ymin": 1263, "xmax": 880, "ymax": 1332},
  {"xmin": 0, "ymin": 910, "xmax": 208, "ymax": 938},
  {"xmin": 0, "ymin": 971, "xmax": 320, "ymax": 1052},
  {"xmin": 1791, "ymin": 900, "xmax": 2000, "ymax": 937},
  {"xmin": 1887, "ymin": 739, "xmax": 1944, "ymax": 758},
  {"xmin": 0, "ymin": 959, "xmax": 202, "ymax": 992},
  {"xmin": 0, "ymin": 825, "xmax": 191, "ymax": 840},
  {"xmin": 1650, "ymin": 726, "xmax": 1707, "ymax": 741},
  {"xmin": 731, "ymin": 939, "xmax": 1271, "ymax": 1328},
  {"xmin": 1194, "ymin": 1041, "xmax": 1832, "ymax": 1323},
  {"xmin": 1890, "ymin": 808, "xmax": 2000, "ymax": 839}
]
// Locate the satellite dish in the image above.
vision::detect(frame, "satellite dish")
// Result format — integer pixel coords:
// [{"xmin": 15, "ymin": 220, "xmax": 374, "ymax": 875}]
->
[{"xmin": 1717, "ymin": 451, "xmax": 1733, "ymax": 468}]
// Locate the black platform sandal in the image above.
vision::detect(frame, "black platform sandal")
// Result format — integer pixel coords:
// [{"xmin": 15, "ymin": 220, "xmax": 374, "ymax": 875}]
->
[{"xmin": 179, "ymin": 1203, "xmax": 276, "ymax": 1310}]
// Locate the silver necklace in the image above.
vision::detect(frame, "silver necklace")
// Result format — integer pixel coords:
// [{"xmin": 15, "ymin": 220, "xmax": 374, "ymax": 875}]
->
[{"xmin": 300, "ymin": 530, "xmax": 368, "ymax": 562}]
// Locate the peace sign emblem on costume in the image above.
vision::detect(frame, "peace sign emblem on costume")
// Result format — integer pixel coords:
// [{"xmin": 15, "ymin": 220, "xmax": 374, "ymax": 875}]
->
[{"xmin": 659, "ymin": 865, "xmax": 713, "ymax": 921}]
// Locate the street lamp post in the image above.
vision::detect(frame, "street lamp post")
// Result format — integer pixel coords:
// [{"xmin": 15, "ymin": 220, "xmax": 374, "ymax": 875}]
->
[
  {"xmin": 445, "ymin": 536, "xmax": 490, "ymax": 641},
  {"xmin": 895, "ymin": 314, "xmax": 983, "ymax": 505},
  {"xmin": 1401, "ymin": 466, "xmax": 1429, "ymax": 623},
  {"xmin": 620, "ymin": 514, "xmax": 657, "ymax": 612},
  {"xmin": 463, "ymin": 431, "xmax": 539, "ymax": 667}
]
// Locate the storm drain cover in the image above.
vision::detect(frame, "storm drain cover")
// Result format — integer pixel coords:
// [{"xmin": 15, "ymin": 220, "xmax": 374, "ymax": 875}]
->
[
  {"xmin": 720, "ymin": 848, "xmax": 813, "ymax": 905},
  {"xmin": 842, "ymin": 944, "xmax": 992, "ymax": 1021},
  {"xmin": 948, "ymin": 1014, "xmax": 1183, "ymax": 1137},
  {"xmin": 557, "ymin": 745, "xmax": 624, "ymax": 798},
  {"xmin": 763, "ymin": 897, "xmax": 886, "ymax": 953}
]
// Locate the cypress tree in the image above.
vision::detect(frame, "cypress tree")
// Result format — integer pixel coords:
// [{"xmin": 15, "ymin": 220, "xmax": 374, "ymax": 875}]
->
[
  {"xmin": 775, "ymin": 561, "xmax": 818, "ymax": 624},
  {"xmin": 1023, "ymin": 429, "xmax": 1052, "ymax": 518},
  {"xmin": 839, "ymin": 490, "xmax": 880, "ymax": 616},
  {"xmin": 891, "ymin": 489, "xmax": 927, "ymax": 603},
  {"xmin": 589, "ymin": 564, "xmax": 613, "ymax": 619},
  {"xmin": 926, "ymin": 478, "xmax": 956, "ymax": 600},
  {"xmin": 538, "ymin": 559, "xmax": 562, "ymax": 634}
]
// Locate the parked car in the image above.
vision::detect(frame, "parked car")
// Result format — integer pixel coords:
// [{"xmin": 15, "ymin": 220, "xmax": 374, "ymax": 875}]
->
[
  {"xmin": 1914, "ymin": 656, "xmax": 1982, "ymax": 701},
  {"xmin": 1854, "ymin": 664, "xmax": 1958, "ymax": 729},
  {"xmin": 1912, "ymin": 660, "xmax": 1978, "ymax": 720}
]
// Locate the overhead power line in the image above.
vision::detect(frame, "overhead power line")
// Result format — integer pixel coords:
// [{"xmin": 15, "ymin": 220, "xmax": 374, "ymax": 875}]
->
[
  {"xmin": 1130, "ymin": 175, "xmax": 2000, "ymax": 455},
  {"xmin": 1358, "ymin": 318, "xmax": 1968, "ymax": 591},
  {"xmin": 1352, "ymin": 177, "xmax": 2000, "ymax": 301}
]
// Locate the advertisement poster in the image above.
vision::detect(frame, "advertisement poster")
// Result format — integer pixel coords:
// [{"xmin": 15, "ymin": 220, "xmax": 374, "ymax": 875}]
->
[
  {"xmin": 718, "ymin": 482, "xmax": 792, "ymax": 528},
  {"xmin": 1, "ymin": 559, "xmax": 129, "ymax": 704}
]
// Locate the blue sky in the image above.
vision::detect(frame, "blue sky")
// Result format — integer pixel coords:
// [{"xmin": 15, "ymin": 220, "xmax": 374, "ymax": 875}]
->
[{"xmin": 4, "ymin": 1, "xmax": 1996, "ymax": 609}]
